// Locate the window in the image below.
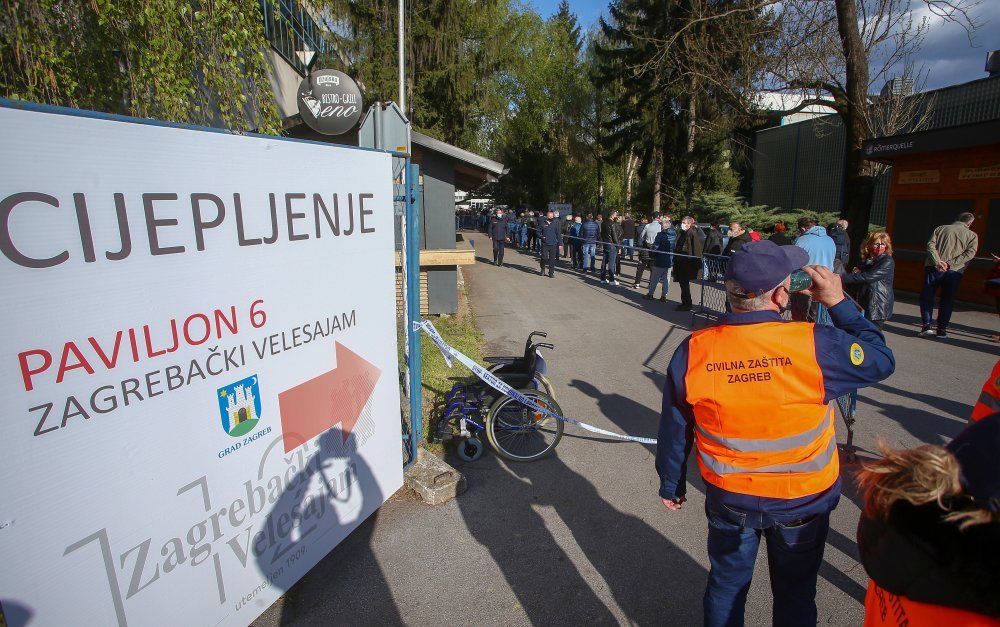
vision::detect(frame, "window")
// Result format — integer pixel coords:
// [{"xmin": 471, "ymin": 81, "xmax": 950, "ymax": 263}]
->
[
  {"xmin": 260, "ymin": 0, "xmax": 324, "ymax": 75},
  {"xmin": 980, "ymin": 198, "xmax": 1000, "ymax": 257},
  {"xmin": 892, "ymin": 198, "xmax": 974, "ymax": 248}
]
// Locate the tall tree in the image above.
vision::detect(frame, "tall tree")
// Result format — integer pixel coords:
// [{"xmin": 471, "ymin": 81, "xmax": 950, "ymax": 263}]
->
[
  {"xmin": 763, "ymin": 0, "xmax": 978, "ymax": 261},
  {"xmin": 1, "ymin": 0, "xmax": 282, "ymax": 133}
]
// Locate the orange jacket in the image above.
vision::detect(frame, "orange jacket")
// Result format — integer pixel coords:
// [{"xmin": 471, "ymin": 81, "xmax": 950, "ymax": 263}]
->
[
  {"xmin": 865, "ymin": 580, "xmax": 1000, "ymax": 627},
  {"xmin": 971, "ymin": 359, "xmax": 1000, "ymax": 422},
  {"xmin": 685, "ymin": 322, "xmax": 839, "ymax": 499}
]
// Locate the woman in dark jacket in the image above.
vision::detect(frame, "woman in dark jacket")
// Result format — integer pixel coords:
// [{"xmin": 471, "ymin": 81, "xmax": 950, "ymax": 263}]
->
[
  {"xmin": 855, "ymin": 414, "xmax": 1000, "ymax": 626},
  {"xmin": 842, "ymin": 232, "xmax": 895, "ymax": 328}
]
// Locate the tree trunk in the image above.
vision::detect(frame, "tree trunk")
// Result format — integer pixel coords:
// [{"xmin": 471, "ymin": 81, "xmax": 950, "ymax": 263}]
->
[
  {"xmin": 652, "ymin": 147, "xmax": 663, "ymax": 214},
  {"xmin": 597, "ymin": 156, "xmax": 604, "ymax": 215},
  {"xmin": 684, "ymin": 84, "xmax": 698, "ymax": 212},
  {"xmin": 834, "ymin": 0, "xmax": 873, "ymax": 267},
  {"xmin": 625, "ymin": 152, "xmax": 639, "ymax": 210}
]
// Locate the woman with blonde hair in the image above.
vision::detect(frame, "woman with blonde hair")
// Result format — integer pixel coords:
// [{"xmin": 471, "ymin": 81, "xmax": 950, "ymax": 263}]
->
[
  {"xmin": 856, "ymin": 414, "xmax": 1000, "ymax": 626},
  {"xmin": 842, "ymin": 231, "xmax": 895, "ymax": 328}
]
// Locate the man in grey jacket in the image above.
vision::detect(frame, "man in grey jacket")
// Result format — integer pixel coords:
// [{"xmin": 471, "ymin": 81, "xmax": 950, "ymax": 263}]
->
[{"xmin": 919, "ymin": 212, "xmax": 979, "ymax": 338}]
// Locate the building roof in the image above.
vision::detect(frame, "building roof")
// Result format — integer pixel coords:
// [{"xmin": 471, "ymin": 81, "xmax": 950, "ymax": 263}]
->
[
  {"xmin": 411, "ymin": 131, "xmax": 507, "ymax": 190},
  {"xmin": 754, "ymin": 91, "xmax": 837, "ymax": 116}
]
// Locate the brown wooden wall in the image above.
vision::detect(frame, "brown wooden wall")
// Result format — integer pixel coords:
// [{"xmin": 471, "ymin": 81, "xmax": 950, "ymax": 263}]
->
[{"xmin": 884, "ymin": 144, "xmax": 1000, "ymax": 305}]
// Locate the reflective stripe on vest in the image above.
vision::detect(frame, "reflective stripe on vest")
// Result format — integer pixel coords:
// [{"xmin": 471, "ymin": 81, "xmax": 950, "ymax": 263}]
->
[
  {"xmin": 685, "ymin": 321, "xmax": 839, "ymax": 499},
  {"xmin": 971, "ymin": 359, "xmax": 1000, "ymax": 422},
  {"xmin": 864, "ymin": 580, "xmax": 1000, "ymax": 627}
]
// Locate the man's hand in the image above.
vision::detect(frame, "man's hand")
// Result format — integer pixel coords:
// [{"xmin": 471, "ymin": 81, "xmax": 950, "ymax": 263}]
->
[
  {"xmin": 936, "ymin": 261, "xmax": 949, "ymax": 272},
  {"xmin": 802, "ymin": 265, "xmax": 845, "ymax": 308},
  {"xmin": 661, "ymin": 496, "xmax": 686, "ymax": 511}
]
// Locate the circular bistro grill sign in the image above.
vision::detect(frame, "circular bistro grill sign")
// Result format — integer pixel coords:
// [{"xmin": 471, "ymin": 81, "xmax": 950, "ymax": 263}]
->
[{"xmin": 297, "ymin": 69, "xmax": 363, "ymax": 135}]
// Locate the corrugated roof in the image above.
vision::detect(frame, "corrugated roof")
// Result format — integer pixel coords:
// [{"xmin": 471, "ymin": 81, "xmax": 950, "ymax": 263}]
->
[{"xmin": 411, "ymin": 131, "xmax": 506, "ymax": 177}]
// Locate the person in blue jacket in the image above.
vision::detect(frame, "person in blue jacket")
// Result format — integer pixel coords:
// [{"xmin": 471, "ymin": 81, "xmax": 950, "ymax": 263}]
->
[
  {"xmin": 643, "ymin": 216, "xmax": 676, "ymax": 302},
  {"xmin": 580, "ymin": 214, "xmax": 600, "ymax": 273}
]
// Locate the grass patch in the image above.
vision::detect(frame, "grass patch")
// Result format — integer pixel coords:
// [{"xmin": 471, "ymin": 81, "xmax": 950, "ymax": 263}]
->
[
  {"xmin": 397, "ymin": 279, "xmax": 485, "ymax": 454},
  {"xmin": 419, "ymin": 296, "xmax": 484, "ymax": 446}
]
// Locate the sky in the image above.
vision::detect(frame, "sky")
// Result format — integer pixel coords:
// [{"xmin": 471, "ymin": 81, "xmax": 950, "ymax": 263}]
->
[{"xmin": 525, "ymin": 0, "xmax": 1000, "ymax": 91}]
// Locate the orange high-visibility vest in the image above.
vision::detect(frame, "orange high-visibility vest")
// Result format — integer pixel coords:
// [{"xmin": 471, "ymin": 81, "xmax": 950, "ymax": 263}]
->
[
  {"xmin": 864, "ymin": 580, "xmax": 1000, "ymax": 627},
  {"xmin": 685, "ymin": 322, "xmax": 839, "ymax": 499},
  {"xmin": 971, "ymin": 359, "xmax": 1000, "ymax": 422}
]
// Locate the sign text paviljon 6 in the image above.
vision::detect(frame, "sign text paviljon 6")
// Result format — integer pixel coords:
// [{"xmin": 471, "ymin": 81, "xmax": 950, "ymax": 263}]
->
[{"xmin": 0, "ymin": 104, "xmax": 403, "ymax": 626}]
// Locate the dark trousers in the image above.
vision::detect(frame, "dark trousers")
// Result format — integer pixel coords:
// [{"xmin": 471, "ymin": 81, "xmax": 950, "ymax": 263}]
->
[
  {"xmin": 601, "ymin": 245, "xmax": 618, "ymax": 281},
  {"xmin": 540, "ymin": 244, "xmax": 558, "ymax": 276},
  {"xmin": 526, "ymin": 231, "xmax": 537, "ymax": 251},
  {"xmin": 492, "ymin": 239, "xmax": 505, "ymax": 265},
  {"xmin": 678, "ymin": 275, "xmax": 693, "ymax": 306},
  {"xmin": 635, "ymin": 258, "xmax": 650, "ymax": 286},
  {"xmin": 572, "ymin": 244, "xmax": 583, "ymax": 269},
  {"xmin": 704, "ymin": 501, "xmax": 831, "ymax": 627},
  {"xmin": 920, "ymin": 267, "xmax": 965, "ymax": 331}
]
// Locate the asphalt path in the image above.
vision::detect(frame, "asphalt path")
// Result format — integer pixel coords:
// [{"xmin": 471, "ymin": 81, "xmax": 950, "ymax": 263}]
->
[{"xmin": 255, "ymin": 234, "xmax": 999, "ymax": 626}]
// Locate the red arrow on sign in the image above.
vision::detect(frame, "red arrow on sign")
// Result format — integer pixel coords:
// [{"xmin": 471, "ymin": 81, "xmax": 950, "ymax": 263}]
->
[{"xmin": 278, "ymin": 342, "xmax": 382, "ymax": 453}]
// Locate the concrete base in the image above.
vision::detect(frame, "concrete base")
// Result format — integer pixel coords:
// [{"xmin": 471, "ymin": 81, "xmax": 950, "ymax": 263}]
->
[{"xmin": 404, "ymin": 448, "xmax": 466, "ymax": 506}]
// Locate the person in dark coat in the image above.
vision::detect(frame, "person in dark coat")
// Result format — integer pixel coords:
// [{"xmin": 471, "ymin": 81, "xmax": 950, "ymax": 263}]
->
[
  {"xmin": 722, "ymin": 221, "xmax": 752, "ymax": 256},
  {"xmin": 622, "ymin": 215, "xmax": 637, "ymax": 260},
  {"xmin": 768, "ymin": 222, "xmax": 793, "ymax": 246},
  {"xmin": 673, "ymin": 215, "xmax": 703, "ymax": 310},
  {"xmin": 538, "ymin": 209, "xmax": 562, "ymax": 277},
  {"xmin": 488, "ymin": 208, "xmax": 510, "ymax": 266},
  {"xmin": 842, "ymin": 232, "xmax": 895, "ymax": 328},
  {"xmin": 828, "ymin": 219, "xmax": 851, "ymax": 267},
  {"xmin": 600, "ymin": 209, "xmax": 624, "ymax": 286},
  {"xmin": 855, "ymin": 413, "xmax": 1000, "ymax": 625},
  {"xmin": 704, "ymin": 222, "xmax": 723, "ymax": 256}
]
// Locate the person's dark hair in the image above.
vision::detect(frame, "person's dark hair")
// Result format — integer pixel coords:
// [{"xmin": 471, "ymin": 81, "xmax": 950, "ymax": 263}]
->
[
  {"xmin": 798, "ymin": 216, "xmax": 817, "ymax": 230},
  {"xmin": 958, "ymin": 212, "xmax": 975, "ymax": 224},
  {"xmin": 710, "ymin": 221, "xmax": 719, "ymax": 229},
  {"xmin": 586, "ymin": 213, "xmax": 593, "ymax": 220}
]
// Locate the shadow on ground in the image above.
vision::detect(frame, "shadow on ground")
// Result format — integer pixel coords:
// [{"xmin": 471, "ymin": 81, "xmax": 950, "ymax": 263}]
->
[{"xmin": 449, "ymin": 448, "xmax": 707, "ymax": 625}]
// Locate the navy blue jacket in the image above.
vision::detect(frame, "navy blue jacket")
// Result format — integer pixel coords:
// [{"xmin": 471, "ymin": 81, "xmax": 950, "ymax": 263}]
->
[
  {"xmin": 650, "ymin": 228, "xmax": 676, "ymax": 268},
  {"xmin": 489, "ymin": 216, "xmax": 508, "ymax": 241},
  {"xmin": 656, "ymin": 301, "xmax": 895, "ymax": 516},
  {"xmin": 539, "ymin": 218, "xmax": 563, "ymax": 245},
  {"xmin": 581, "ymin": 219, "xmax": 599, "ymax": 245}
]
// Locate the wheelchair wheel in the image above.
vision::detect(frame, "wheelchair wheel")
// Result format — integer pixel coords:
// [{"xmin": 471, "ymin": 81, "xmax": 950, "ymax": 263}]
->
[
  {"xmin": 457, "ymin": 436, "xmax": 484, "ymax": 462},
  {"xmin": 485, "ymin": 389, "xmax": 563, "ymax": 462}
]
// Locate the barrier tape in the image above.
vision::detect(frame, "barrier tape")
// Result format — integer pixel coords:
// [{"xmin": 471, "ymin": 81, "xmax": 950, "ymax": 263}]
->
[{"xmin": 415, "ymin": 319, "xmax": 657, "ymax": 445}]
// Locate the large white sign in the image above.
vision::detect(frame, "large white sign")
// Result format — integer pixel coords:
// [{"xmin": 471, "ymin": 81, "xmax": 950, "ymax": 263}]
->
[{"xmin": 0, "ymin": 105, "xmax": 403, "ymax": 626}]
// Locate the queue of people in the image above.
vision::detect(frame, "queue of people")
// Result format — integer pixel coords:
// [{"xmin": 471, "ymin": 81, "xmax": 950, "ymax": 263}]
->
[{"xmin": 479, "ymin": 208, "xmax": 1000, "ymax": 341}]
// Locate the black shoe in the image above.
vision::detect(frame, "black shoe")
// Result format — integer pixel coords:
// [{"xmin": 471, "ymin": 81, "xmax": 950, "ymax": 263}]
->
[
  {"xmin": 676, "ymin": 304, "xmax": 692, "ymax": 311},
  {"xmin": 548, "ymin": 274, "xmax": 554, "ymax": 278},
  {"xmin": 936, "ymin": 329, "xmax": 948, "ymax": 338},
  {"xmin": 642, "ymin": 294, "xmax": 653, "ymax": 300},
  {"xmin": 659, "ymin": 296, "xmax": 667, "ymax": 302}
]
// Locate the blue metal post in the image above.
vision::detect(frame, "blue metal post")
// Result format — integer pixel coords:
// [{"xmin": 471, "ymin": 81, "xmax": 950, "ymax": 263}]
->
[{"xmin": 405, "ymin": 161, "xmax": 422, "ymax": 465}]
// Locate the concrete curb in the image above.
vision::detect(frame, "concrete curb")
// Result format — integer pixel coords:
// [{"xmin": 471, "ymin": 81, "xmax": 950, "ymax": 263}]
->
[{"xmin": 404, "ymin": 448, "xmax": 466, "ymax": 506}]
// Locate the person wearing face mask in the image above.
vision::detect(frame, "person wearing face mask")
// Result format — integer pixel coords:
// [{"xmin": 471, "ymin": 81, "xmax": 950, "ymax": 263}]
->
[
  {"xmin": 841, "ymin": 232, "xmax": 895, "ymax": 329},
  {"xmin": 656, "ymin": 240, "xmax": 895, "ymax": 627},
  {"xmin": 673, "ymin": 215, "xmax": 704, "ymax": 311}
]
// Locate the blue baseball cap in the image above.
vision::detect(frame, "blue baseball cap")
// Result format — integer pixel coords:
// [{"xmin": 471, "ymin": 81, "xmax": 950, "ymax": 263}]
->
[
  {"xmin": 947, "ymin": 413, "xmax": 1000, "ymax": 513},
  {"xmin": 724, "ymin": 240, "xmax": 809, "ymax": 296}
]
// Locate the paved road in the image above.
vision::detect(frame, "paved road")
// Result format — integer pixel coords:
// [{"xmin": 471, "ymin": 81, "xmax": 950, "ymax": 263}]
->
[{"xmin": 255, "ymin": 235, "xmax": 999, "ymax": 626}]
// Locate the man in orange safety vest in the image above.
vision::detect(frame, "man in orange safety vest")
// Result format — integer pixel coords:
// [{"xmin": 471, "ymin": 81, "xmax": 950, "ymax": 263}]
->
[{"xmin": 656, "ymin": 240, "xmax": 896, "ymax": 627}]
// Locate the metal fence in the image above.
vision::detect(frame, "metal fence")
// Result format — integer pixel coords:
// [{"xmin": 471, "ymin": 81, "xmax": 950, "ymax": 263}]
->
[{"xmin": 695, "ymin": 254, "xmax": 730, "ymax": 324}]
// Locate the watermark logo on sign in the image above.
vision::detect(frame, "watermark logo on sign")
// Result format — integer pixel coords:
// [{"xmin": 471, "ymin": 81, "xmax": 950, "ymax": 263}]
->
[{"xmin": 219, "ymin": 375, "xmax": 262, "ymax": 437}]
